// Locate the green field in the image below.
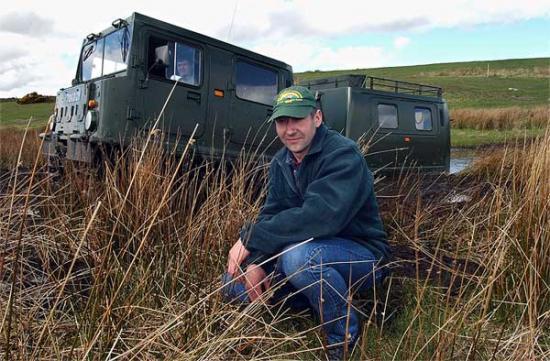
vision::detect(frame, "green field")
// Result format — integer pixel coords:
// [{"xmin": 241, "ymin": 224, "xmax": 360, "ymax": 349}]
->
[
  {"xmin": 296, "ymin": 57, "xmax": 549, "ymax": 109},
  {"xmin": 0, "ymin": 101, "xmax": 53, "ymax": 129},
  {"xmin": 451, "ymin": 127, "xmax": 546, "ymax": 147}
]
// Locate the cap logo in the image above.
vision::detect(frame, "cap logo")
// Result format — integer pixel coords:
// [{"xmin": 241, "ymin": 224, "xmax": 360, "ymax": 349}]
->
[{"xmin": 276, "ymin": 90, "xmax": 304, "ymax": 105}]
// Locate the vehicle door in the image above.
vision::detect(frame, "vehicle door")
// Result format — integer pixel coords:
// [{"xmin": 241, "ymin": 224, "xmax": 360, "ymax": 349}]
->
[
  {"xmin": 407, "ymin": 101, "xmax": 443, "ymax": 170},
  {"xmin": 205, "ymin": 45, "xmax": 232, "ymax": 157},
  {"xmin": 227, "ymin": 58, "xmax": 280, "ymax": 157},
  {"xmin": 366, "ymin": 97, "xmax": 411, "ymax": 170},
  {"xmin": 139, "ymin": 32, "xmax": 208, "ymax": 141}
]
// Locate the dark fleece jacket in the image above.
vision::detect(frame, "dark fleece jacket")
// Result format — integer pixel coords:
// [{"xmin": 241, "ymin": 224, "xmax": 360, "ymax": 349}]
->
[{"xmin": 240, "ymin": 123, "xmax": 390, "ymax": 266}]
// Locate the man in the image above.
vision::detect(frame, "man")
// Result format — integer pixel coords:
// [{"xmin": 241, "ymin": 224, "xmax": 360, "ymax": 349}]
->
[
  {"xmin": 223, "ymin": 86, "xmax": 391, "ymax": 357},
  {"xmin": 170, "ymin": 57, "xmax": 196, "ymax": 85}
]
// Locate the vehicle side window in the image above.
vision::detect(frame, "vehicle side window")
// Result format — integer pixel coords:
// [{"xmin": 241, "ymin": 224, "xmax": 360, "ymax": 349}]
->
[
  {"xmin": 378, "ymin": 103, "xmax": 398, "ymax": 129},
  {"xmin": 147, "ymin": 36, "xmax": 202, "ymax": 86},
  {"xmin": 169, "ymin": 43, "xmax": 201, "ymax": 86},
  {"xmin": 235, "ymin": 61, "xmax": 278, "ymax": 105},
  {"xmin": 415, "ymin": 107, "xmax": 433, "ymax": 130}
]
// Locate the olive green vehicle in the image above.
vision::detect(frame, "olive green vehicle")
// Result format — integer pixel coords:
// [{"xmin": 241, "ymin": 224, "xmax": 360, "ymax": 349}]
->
[
  {"xmin": 41, "ymin": 13, "xmax": 449, "ymax": 173},
  {"xmin": 302, "ymin": 75, "xmax": 450, "ymax": 173}
]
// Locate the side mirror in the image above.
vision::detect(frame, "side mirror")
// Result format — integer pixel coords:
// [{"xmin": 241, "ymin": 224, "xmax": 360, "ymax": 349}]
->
[{"xmin": 71, "ymin": 79, "xmax": 78, "ymax": 86}]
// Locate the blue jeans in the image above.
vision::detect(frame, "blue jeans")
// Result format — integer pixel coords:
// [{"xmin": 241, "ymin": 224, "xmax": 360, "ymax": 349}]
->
[{"xmin": 221, "ymin": 238, "xmax": 386, "ymax": 347}]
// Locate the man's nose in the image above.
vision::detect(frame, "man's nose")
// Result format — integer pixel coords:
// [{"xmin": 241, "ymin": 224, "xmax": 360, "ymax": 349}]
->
[{"xmin": 286, "ymin": 121, "xmax": 298, "ymax": 133}]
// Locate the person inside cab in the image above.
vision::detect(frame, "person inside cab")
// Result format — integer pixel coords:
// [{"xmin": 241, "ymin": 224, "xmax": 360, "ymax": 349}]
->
[{"xmin": 171, "ymin": 53, "xmax": 197, "ymax": 85}]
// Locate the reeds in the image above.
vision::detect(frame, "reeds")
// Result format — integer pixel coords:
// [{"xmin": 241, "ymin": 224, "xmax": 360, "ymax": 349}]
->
[
  {"xmin": 451, "ymin": 106, "xmax": 549, "ymax": 130},
  {"xmin": 368, "ymin": 128, "xmax": 549, "ymax": 360},
  {"xmin": 0, "ymin": 128, "xmax": 43, "ymax": 168},
  {"xmin": 0, "ymin": 126, "xmax": 548, "ymax": 359}
]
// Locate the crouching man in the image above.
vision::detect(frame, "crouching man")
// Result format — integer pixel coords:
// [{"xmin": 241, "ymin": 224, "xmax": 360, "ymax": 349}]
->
[{"xmin": 223, "ymin": 86, "xmax": 391, "ymax": 358}]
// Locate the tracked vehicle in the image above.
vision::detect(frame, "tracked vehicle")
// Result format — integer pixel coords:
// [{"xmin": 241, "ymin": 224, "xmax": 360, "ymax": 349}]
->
[
  {"xmin": 41, "ymin": 12, "xmax": 449, "ymax": 173},
  {"xmin": 301, "ymin": 75, "xmax": 450, "ymax": 172}
]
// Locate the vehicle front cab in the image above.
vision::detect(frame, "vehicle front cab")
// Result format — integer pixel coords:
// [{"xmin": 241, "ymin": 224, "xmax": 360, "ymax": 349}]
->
[{"xmin": 41, "ymin": 16, "xmax": 135, "ymax": 167}]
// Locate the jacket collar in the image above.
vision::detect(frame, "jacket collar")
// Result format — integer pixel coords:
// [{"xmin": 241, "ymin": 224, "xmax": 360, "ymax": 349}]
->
[{"xmin": 276, "ymin": 123, "xmax": 328, "ymax": 162}]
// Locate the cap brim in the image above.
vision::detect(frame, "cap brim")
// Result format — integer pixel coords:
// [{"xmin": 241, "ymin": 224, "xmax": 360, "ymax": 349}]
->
[{"xmin": 268, "ymin": 105, "xmax": 315, "ymax": 122}]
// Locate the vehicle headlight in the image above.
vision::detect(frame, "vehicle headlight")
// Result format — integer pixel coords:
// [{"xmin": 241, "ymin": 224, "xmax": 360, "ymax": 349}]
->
[{"xmin": 85, "ymin": 110, "xmax": 98, "ymax": 131}]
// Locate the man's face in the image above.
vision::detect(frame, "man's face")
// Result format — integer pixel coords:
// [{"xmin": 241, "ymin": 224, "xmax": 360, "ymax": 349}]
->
[
  {"xmin": 177, "ymin": 59, "xmax": 191, "ymax": 75},
  {"xmin": 275, "ymin": 110, "xmax": 322, "ymax": 161}
]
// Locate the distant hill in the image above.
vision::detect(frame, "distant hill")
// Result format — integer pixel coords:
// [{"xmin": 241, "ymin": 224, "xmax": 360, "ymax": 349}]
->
[{"xmin": 295, "ymin": 58, "xmax": 549, "ymax": 109}]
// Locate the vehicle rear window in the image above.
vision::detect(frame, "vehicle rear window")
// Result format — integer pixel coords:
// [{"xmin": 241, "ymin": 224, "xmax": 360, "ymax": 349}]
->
[
  {"xmin": 415, "ymin": 107, "xmax": 433, "ymax": 130},
  {"xmin": 378, "ymin": 104, "xmax": 398, "ymax": 129},
  {"xmin": 235, "ymin": 61, "xmax": 278, "ymax": 105},
  {"xmin": 148, "ymin": 36, "xmax": 201, "ymax": 86}
]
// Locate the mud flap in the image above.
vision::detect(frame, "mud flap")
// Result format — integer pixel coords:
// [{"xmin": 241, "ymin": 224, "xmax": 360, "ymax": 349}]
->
[{"xmin": 66, "ymin": 139, "xmax": 93, "ymax": 163}]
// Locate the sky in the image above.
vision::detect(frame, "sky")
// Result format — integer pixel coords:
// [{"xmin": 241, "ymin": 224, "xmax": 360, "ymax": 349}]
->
[{"xmin": 0, "ymin": 0, "xmax": 549, "ymax": 97}]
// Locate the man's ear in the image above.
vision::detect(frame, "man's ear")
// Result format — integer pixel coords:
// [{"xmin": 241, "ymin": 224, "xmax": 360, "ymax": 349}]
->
[{"xmin": 314, "ymin": 110, "xmax": 323, "ymax": 127}]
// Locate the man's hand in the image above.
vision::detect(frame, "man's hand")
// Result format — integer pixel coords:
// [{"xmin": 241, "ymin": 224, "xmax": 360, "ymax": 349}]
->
[
  {"xmin": 244, "ymin": 264, "xmax": 271, "ymax": 302},
  {"xmin": 227, "ymin": 238, "xmax": 250, "ymax": 276}
]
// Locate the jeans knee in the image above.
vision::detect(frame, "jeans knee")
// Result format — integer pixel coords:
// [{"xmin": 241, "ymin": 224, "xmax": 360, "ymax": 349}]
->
[
  {"xmin": 279, "ymin": 244, "xmax": 311, "ymax": 279},
  {"xmin": 279, "ymin": 244, "xmax": 326, "ymax": 283}
]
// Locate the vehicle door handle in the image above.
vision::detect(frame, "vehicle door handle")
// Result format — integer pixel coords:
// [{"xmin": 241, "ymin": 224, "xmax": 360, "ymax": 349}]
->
[{"xmin": 187, "ymin": 91, "xmax": 201, "ymax": 103}]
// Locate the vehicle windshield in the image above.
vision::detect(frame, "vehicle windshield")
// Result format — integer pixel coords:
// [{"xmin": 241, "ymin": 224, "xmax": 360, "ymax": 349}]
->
[{"xmin": 80, "ymin": 25, "xmax": 132, "ymax": 82}]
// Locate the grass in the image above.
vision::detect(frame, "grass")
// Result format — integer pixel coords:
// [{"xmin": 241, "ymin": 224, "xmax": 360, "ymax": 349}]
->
[
  {"xmin": 450, "ymin": 106, "xmax": 548, "ymax": 130},
  {"xmin": 296, "ymin": 57, "xmax": 550, "ymax": 109},
  {"xmin": 0, "ymin": 128, "xmax": 44, "ymax": 168},
  {"xmin": 0, "ymin": 123, "xmax": 548, "ymax": 359},
  {"xmin": 451, "ymin": 127, "xmax": 546, "ymax": 148},
  {"xmin": 449, "ymin": 106, "xmax": 548, "ymax": 147},
  {"xmin": 0, "ymin": 101, "xmax": 52, "ymax": 129}
]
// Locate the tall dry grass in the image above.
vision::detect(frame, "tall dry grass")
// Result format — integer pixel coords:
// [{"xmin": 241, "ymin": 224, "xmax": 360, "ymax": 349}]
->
[
  {"xmin": 451, "ymin": 106, "xmax": 549, "ymax": 130},
  {"xmin": 0, "ymin": 128, "xmax": 43, "ymax": 168},
  {"xmin": 369, "ymin": 128, "xmax": 549, "ymax": 359},
  {"xmin": 0, "ymin": 126, "xmax": 548, "ymax": 359}
]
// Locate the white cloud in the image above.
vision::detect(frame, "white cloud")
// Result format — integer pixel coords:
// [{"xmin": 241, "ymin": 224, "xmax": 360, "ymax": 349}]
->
[
  {"xmin": 252, "ymin": 39, "xmax": 391, "ymax": 72},
  {"xmin": 0, "ymin": 0, "xmax": 549, "ymax": 97},
  {"xmin": 0, "ymin": 11, "xmax": 54, "ymax": 37},
  {"xmin": 394, "ymin": 36, "xmax": 411, "ymax": 49}
]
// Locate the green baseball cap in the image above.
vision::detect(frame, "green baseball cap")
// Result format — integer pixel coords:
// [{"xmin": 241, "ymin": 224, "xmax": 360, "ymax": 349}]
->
[{"xmin": 268, "ymin": 86, "xmax": 317, "ymax": 122}]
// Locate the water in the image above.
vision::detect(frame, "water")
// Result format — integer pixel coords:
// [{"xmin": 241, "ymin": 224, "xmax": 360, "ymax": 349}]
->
[{"xmin": 450, "ymin": 148, "xmax": 477, "ymax": 174}]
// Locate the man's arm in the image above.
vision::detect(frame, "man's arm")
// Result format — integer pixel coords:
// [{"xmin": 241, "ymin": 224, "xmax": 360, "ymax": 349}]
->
[
  {"xmin": 244, "ymin": 146, "xmax": 371, "ymax": 255},
  {"xmin": 239, "ymin": 162, "xmax": 285, "ymax": 268}
]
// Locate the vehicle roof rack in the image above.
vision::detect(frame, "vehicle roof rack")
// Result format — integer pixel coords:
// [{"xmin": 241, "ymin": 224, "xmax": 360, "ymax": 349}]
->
[
  {"xmin": 362, "ymin": 76, "xmax": 442, "ymax": 98},
  {"xmin": 301, "ymin": 74, "xmax": 443, "ymax": 98}
]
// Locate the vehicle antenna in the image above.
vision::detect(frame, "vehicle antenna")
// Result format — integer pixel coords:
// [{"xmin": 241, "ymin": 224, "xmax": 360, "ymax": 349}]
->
[{"xmin": 227, "ymin": 0, "xmax": 239, "ymax": 42}]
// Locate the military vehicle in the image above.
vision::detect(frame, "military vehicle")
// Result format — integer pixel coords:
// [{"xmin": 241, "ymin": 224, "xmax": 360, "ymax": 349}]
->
[
  {"xmin": 41, "ymin": 12, "xmax": 449, "ymax": 173},
  {"xmin": 301, "ymin": 75, "xmax": 450, "ymax": 173}
]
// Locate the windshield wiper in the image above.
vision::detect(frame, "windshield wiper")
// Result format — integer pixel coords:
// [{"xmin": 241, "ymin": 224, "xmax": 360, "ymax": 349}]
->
[
  {"xmin": 83, "ymin": 45, "xmax": 95, "ymax": 62},
  {"xmin": 120, "ymin": 27, "xmax": 130, "ymax": 62}
]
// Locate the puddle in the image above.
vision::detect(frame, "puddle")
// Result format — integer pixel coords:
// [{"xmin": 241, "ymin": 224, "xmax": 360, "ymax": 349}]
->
[{"xmin": 450, "ymin": 148, "xmax": 477, "ymax": 174}]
